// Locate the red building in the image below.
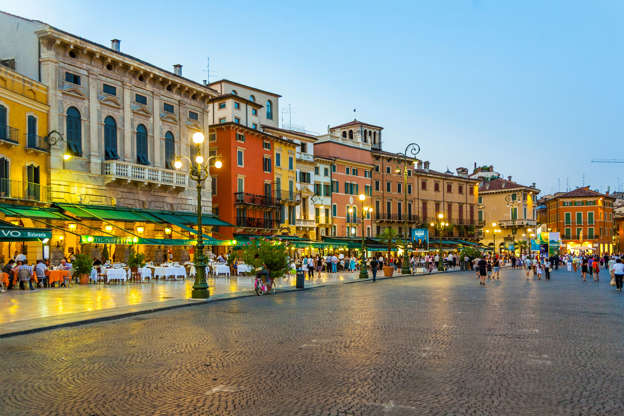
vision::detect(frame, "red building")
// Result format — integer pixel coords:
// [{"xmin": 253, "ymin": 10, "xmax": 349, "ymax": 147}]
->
[
  {"xmin": 314, "ymin": 141, "xmax": 374, "ymax": 238},
  {"xmin": 210, "ymin": 122, "xmax": 286, "ymax": 239}
]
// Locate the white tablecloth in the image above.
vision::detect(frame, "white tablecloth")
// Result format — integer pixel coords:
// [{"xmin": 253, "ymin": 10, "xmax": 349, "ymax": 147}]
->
[
  {"xmin": 138, "ymin": 267, "xmax": 152, "ymax": 280},
  {"xmin": 214, "ymin": 264, "xmax": 231, "ymax": 276},
  {"xmin": 153, "ymin": 266, "xmax": 186, "ymax": 279},
  {"xmin": 105, "ymin": 268, "xmax": 128, "ymax": 281},
  {"xmin": 236, "ymin": 264, "xmax": 252, "ymax": 274}
]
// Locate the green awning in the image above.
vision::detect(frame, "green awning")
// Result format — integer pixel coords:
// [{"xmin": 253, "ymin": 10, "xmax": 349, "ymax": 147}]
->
[
  {"xmin": 57, "ymin": 204, "xmax": 159, "ymax": 222},
  {"xmin": 153, "ymin": 211, "xmax": 232, "ymax": 227},
  {"xmin": 0, "ymin": 226, "xmax": 51, "ymax": 241},
  {"xmin": 0, "ymin": 204, "xmax": 71, "ymax": 221}
]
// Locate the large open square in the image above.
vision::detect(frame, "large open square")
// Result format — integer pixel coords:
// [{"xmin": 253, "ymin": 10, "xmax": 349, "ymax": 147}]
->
[{"xmin": 1, "ymin": 268, "xmax": 623, "ymax": 415}]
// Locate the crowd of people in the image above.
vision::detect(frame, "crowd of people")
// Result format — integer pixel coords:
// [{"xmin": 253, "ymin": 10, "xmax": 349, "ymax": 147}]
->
[{"xmin": 0, "ymin": 254, "xmax": 74, "ymax": 292}]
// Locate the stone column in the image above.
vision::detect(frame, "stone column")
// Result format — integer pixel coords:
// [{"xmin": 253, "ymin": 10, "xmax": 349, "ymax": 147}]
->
[
  {"xmin": 152, "ymin": 95, "xmax": 161, "ymax": 167},
  {"xmin": 88, "ymin": 73, "xmax": 100, "ymax": 174}
]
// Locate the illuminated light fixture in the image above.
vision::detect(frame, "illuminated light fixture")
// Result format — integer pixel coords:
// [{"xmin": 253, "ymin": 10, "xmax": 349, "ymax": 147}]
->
[
  {"xmin": 358, "ymin": 193, "xmax": 365, "ymax": 201},
  {"xmin": 192, "ymin": 132, "xmax": 205, "ymax": 144},
  {"xmin": 63, "ymin": 153, "xmax": 72, "ymax": 161},
  {"xmin": 104, "ymin": 225, "xmax": 113, "ymax": 232},
  {"xmin": 58, "ymin": 235, "xmax": 64, "ymax": 241},
  {"xmin": 174, "ymin": 160, "xmax": 183, "ymax": 170},
  {"xmin": 195, "ymin": 155, "xmax": 204, "ymax": 165},
  {"xmin": 132, "ymin": 236, "xmax": 139, "ymax": 243},
  {"xmin": 68, "ymin": 223, "xmax": 77, "ymax": 230},
  {"xmin": 164, "ymin": 227, "xmax": 172, "ymax": 235},
  {"xmin": 438, "ymin": 213, "xmax": 444, "ymax": 219},
  {"xmin": 430, "ymin": 222, "xmax": 434, "ymax": 227},
  {"xmin": 136, "ymin": 226, "xmax": 145, "ymax": 234},
  {"xmin": 214, "ymin": 160, "xmax": 223, "ymax": 169},
  {"xmin": 232, "ymin": 240, "xmax": 237, "ymax": 245},
  {"xmin": 492, "ymin": 222, "xmax": 497, "ymax": 227},
  {"xmin": 42, "ymin": 238, "xmax": 49, "ymax": 244},
  {"xmin": 87, "ymin": 236, "xmax": 94, "ymax": 243}
]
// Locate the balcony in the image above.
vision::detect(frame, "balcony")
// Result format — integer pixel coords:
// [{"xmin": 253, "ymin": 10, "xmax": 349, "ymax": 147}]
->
[
  {"xmin": 103, "ymin": 160, "xmax": 188, "ymax": 188},
  {"xmin": 0, "ymin": 179, "xmax": 50, "ymax": 202},
  {"xmin": 25, "ymin": 134, "xmax": 50, "ymax": 153},
  {"xmin": 296, "ymin": 218, "xmax": 316, "ymax": 228},
  {"xmin": 375, "ymin": 214, "xmax": 419, "ymax": 223},
  {"xmin": 497, "ymin": 219, "xmax": 537, "ymax": 227},
  {"xmin": 316, "ymin": 218, "xmax": 332, "ymax": 225},
  {"xmin": 236, "ymin": 217, "xmax": 279, "ymax": 229},
  {"xmin": 234, "ymin": 192, "xmax": 280, "ymax": 207},
  {"xmin": 276, "ymin": 191, "xmax": 300, "ymax": 204},
  {"xmin": 296, "ymin": 152, "xmax": 314, "ymax": 162},
  {"xmin": 0, "ymin": 126, "xmax": 19, "ymax": 146}
]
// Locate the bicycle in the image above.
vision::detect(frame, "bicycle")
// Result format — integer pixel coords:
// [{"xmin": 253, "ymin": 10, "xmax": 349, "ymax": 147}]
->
[{"xmin": 254, "ymin": 270, "xmax": 275, "ymax": 295}]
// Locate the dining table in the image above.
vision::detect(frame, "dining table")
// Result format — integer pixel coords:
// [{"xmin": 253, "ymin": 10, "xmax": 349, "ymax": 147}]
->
[
  {"xmin": 152, "ymin": 265, "xmax": 186, "ymax": 280},
  {"xmin": 236, "ymin": 264, "xmax": 253, "ymax": 275},
  {"xmin": 214, "ymin": 264, "xmax": 231, "ymax": 276},
  {"xmin": 1, "ymin": 272, "xmax": 8, "ymax": 288},
  {"xmin": 104, "ymin": 268, "xmax": 129, "ymax": 282},
  {"xmin": 47, "ymin": 269, "xmax": 70, "ymax": 286}
]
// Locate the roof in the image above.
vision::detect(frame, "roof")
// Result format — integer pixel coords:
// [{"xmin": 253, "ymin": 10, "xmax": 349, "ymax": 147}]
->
[
  {"xmin": 371, "ymin": 149, "xmax": 418, "ymax": 162},
  {"xmin": 554, "ymin": 186, "xmax": 615, "ymax": 200},
  {"xmin": 413, "ymin": 168, "xmax": 479, "ymax": 182},
  {"xmin": 330, "ymin": 119, "xmax": 384, "ymax": 130},
  {"xmin": 479, "ymin": 178, "xmax": 539, "ymax": 193},
  {"xmin": 208, "ymin": 79, "xmax": 282, "ymax": 98},
  {"xmin": 261, "ymin": 125, "xmax": 318, "ymax": 141},
  {"xmin": 208, "ymin": 94, "xmax": 263, "ymax": 108}
]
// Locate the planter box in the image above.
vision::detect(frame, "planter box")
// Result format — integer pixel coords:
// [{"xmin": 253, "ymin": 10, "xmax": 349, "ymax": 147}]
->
[
  {"xmin": 383, "ymin": 266, "xmax": 394, "ymax": 277},
  {"xmin": 79, "ymin": 273, "xmax": 89, "ymax": 285}
]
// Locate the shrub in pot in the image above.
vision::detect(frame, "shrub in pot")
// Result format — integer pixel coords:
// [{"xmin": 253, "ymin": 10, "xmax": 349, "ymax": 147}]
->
[{"xmin": 72, "ymin": 253, "xmax": 93, "ymax": 284}]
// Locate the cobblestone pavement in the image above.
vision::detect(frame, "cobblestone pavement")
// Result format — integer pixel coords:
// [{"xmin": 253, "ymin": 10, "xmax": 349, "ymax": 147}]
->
[
  {"xmin": 0, "ymin": 271, "xmax": 361, "ymax": 327},
  {"xmin": 2, "ymin": 268, "xmax": 624, "ymax": 415}
]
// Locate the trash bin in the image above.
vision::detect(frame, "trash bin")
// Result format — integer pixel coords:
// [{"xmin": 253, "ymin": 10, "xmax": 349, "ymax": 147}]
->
[{"xmin": 296, "ymin": 268, "xmax": 305, "ymax": 289}]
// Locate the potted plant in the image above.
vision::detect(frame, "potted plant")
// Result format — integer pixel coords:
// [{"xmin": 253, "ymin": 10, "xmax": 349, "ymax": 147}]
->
[
  {"xmin": 378, "ymin": 227, "xmax": 399, "ymax": 277},
  {"xmin": 127, "ymin": 248, "xmax": 146, "ymax": 280},
  {"xmin": 242, "ymin": 238, "xmax": 289, "ymax": 281},
  {"xmin": 72, "ymin": 253, "xmax": 93, "ymax": 284}
]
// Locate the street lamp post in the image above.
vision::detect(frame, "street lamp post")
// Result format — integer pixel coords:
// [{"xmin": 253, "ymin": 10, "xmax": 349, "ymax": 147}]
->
[
  {"xmin": 174, "ymin": 132, "xmax": 222, "ymax": 299},
  {"xmin": 395, "ymin": 143, "xmax": 420, "ymax": 275},
  {"xmin": 484, "ymin": 222, "xmax": 502, "ymax": 255},
  {"xmin": 357, "ymin": 193, "xmax": 372, "ymax": 279},
  {"xmin": 430, "ymin": 212, "xmax": 448, "ymax": 270}
]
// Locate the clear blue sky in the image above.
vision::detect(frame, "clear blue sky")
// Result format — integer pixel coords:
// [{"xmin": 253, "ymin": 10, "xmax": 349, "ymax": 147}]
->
[{"xmin": 4, "ymin": 0, "xmax": 623, "ymax": 195}]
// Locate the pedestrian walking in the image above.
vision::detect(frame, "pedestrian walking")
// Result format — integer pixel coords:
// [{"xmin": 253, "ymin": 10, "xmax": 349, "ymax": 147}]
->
[
  {"xmin": 581, "ymin": 256, "xmax": 588, "ymax": 281},
  {"xmin": 478, "ymin": 257, "xmax": 487, "ymax": 286},
  {"xmin": 593, "ymin": 257, "xmax": 600, "ymax": 282},
  {"xmin": 536, "ymin": 261, "xmax": 543, "ymax": 280},
  {"xmin": 370, "ymin": 257, "xmax": 378, "ymax": 282},
  {"xmin": 493, "ymin": 257, "xmax": 501, "ymax": 280},
  {"xmin": 544, "ymin": 258, "xmax": 551, "ymax": 280},
  {"xmin": 613, "ymin": 258, "xmax": 624, "ymax": 292},
  {"xmin": 525, "ymin": 257, "xmax": 532, "ymax": 279}
]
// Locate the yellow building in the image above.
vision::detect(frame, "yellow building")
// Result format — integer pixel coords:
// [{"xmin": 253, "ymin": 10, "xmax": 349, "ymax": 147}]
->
[
  {"xmin": 478, "ymin": 177, "xmax": 540, "ymax": 254},
  {"xmin": 268, "ymin": 129, "xmax": 298, "ymax": 235},
  {"xmin": 0, "ymin": 65, "xmax": 51, "ymax": 263}
]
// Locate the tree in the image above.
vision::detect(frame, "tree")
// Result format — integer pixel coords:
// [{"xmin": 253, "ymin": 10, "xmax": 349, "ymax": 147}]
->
[
  {"xmin": 515, "ymin": 240, "xmax": 528, "ymax": 255},
  {"xmin": 378, "ymin": 227, "xmax": 399, "ymax": 259},
  {"xmin": 241, "ymin": 238, "xmax": 289, "ymax": 279}
]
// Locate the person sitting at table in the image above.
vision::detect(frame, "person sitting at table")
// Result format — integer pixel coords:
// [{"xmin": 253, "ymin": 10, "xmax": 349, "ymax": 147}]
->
[
  {"xmin": 217, "ymin": 254, "xmax": 225, "ymax": 263},
  {"xmin": 3, "ymin": 260, "xmax": 15, "ymax": 290},
  {"xmin": 35, "ymin": 259, "xmax": 48, "ymax": 288},
  {"xmin": 16, "ymin": 261, "xmax": 34, "ymax": 290},
  {"xmin": 60, "ymin": 258, "xmax": 72, "ymax": 271}
]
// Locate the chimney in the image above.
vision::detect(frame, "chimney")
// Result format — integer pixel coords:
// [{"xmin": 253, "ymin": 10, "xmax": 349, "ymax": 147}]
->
[
  {"xmin": 202, "ymin": 80, "xmax": 207, "ymax": 86},
  {"xmin": 111, "ymin": 39, "xmax": 120, "ymax": 52},
  {"xmin": 173, "ymin": 64, "xmax": 182, "ymax": 76},
  {"xmin": 508, "ymin": 176, "xmax": 512, "ymax": 181},
  {"xmin": 424, "ymin": 161, "xmax": 430, "ymax": 170},
  {"xmin": 416, "ymin": 160, "xmax": 423, "ymax": 169},
  {"xmin": 474, "ymin": 162, "xmax": 477, "ymax": 170},
  {"xmin": 532, "ymin": 182, "xmax": 536, "ymax": 188}
]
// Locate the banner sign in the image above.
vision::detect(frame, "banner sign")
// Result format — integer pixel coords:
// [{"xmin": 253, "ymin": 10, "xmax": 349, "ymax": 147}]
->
[
  {"xmin": 530, "ymin": 239, "xmax": 541, "ymax": 251},
  {"xmin": 548, "ymin": 232, "xmax": 561, "ymax": 256},
  {"xmin": 80, "ymin": 235, "xmax": 197, "ymax": 246},
  {"xmin": 0, "ymin": 227, "xmax": 51, "ymax": 241},
  {"xmin": 411, "ymin": 228, "xmax": 429, "ymax": 245}
]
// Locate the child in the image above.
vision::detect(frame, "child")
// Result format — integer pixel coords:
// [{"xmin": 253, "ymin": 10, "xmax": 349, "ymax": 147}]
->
[{"xmin": 536, "ymin": 262, "xmax": 543, "ymax": 280}]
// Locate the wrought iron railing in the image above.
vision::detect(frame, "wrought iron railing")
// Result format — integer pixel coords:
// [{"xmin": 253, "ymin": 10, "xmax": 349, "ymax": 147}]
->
[
  {"xmin": 25, "ymin": 133, "xmax": 50, "ymax": 152},
  {"xmin": 235, "ymin": 217, "xmax": 279, "ymax": 229},
  {"xmin": 0, "ymin": 179, "xmax": 50, "ymax": 202},
  {"xmin": 0, "ymin": 126, "xmax": 19, "ymax": 145},
  {"xmin": 234, "ymin": 192, "xmax": 280, "ymax": 207}
]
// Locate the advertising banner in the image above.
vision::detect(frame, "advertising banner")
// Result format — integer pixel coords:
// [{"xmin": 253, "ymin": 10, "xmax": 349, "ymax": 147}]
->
[
  {"xmin": 548, "ymin": 232, "xmax": 561, "ymax": 256},
  {"xmin": 411, "ymin": 228, "xmax": 429, "ymax": 245}
]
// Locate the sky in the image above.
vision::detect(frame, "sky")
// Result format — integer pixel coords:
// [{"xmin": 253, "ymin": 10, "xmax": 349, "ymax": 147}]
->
[{"xmin": 3, "ymin": 0, "xmax": 623, "ymax": 195}]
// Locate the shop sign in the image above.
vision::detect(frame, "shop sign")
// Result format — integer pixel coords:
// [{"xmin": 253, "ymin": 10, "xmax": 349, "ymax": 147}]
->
[
  {"xmin": 0, "ymin": 227, "xmax": 51, "ymax": 240},
  {"xmin": 411, "ymin": 228, "xmax": 429, "ymax": 244}
]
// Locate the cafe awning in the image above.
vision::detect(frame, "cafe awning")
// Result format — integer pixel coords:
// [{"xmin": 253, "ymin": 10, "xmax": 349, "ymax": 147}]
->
[
  {"xmin": 56, "ymin": 203, "xmax": 160, "ymax": 223},
  {"xmin": 0, "ymin": 204, "xmax": 72, "ymax": 221},
  {"xmin": 0, "ymin": 225, "xmax": 51, "ymax": 241},
  {"xmin": 151, "ymin": 211, "xmax": 232, "ymax": 227}
]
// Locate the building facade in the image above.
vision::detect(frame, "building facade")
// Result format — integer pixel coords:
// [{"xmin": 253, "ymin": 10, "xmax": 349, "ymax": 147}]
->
[
  {"xmin": 313, "ymin": 156, "xmax": 333, "ymax": 239},
  {"xmin": 478, "ymin": 177, "xmax": 540, "ymax": 253},
  {"xmin": 0, "ymin": 64, "xmax": 50, "ymax": 263},
  {"xmin": 540, "ymin": 187, "xmax": 615, "ymax": 254}
]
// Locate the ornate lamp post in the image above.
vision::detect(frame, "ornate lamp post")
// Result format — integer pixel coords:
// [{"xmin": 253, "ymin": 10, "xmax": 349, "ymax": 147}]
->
[
  {"xmin": 174, "ymin": 132, "xmax": 222, "ymax": 298},
  {"xmin": 396, "ymin": 143, "xmax": 420, "ymax": 275},
  {"xmin": 430, "ymin": 212, "xmax": 449, "ymax": 270},
  {"xmin": 484, "ymin": 222, "xmax": 502, "ymax": 255},
  {"xmin": 357, "ymin": 193, "xmax": 373, "ymax": 279}
]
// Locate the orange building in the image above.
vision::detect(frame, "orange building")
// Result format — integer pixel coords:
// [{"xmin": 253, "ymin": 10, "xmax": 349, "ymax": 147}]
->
[
  {"xmin": 210, "ymin": 122, "xmax": 291, "ymax": 239},
  {"xmin": 540, "ymin": 186, "xmax": 615, "ymax": 254},
  {"xmin": 314, "ymin": 141, "xmax": 374, "ymax": 238}
]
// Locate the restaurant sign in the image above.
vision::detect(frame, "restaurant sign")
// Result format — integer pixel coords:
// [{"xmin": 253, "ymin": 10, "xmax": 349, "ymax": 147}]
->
[{"xmin": 0, "ymin": 227, "xmax": 52, "ymax": 241}]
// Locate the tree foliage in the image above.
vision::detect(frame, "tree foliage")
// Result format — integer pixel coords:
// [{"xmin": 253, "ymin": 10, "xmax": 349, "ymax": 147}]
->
[
  {"xmin": 241, "ymin": 238, "xmax": 289, "ymax": 279},
  {"xmin": 378, "ymin": 227, "xmax": 399, "ymax": 257}
]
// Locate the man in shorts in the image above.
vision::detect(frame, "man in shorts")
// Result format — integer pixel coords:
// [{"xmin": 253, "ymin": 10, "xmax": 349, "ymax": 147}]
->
[{"xmin": 478, "ymin": 257, "xmax": 488, "ymax": 287}]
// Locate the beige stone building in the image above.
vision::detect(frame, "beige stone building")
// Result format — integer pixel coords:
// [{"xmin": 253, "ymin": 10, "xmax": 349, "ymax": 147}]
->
[{"xmin": 478, "ymin": 176, "xmax": 540, "ymax": 253}]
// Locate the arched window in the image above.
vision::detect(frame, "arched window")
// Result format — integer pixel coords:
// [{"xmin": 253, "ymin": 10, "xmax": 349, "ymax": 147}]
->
[
  {"xmin": 0, "ymin": 104, "xmax": 7, "ymax": 141},
  {"xmin": 0, "ymin": 156, "xmax": 9, "ymax": 197},
  {"xmin": 342, "ymin": 131, "xmax": 347, "ymax": 138},
  {"xmin": 249, "ymin": 95, "xmax": 255, "ymax": 102},
  {"xmin": 136, "ymin": 124, "xmax": 149, "ymax": 165},
  {"xmin": 104, "ymin": 116, "xmax": 119, "ymax": 160},
  {"xmin": 164, "ymin": 131, "xmax": 175, "ymax": 169},
  {"xmin": 348, "ymin": 130, "xmax": 353, "ymax": 140},
  {"xmin": 66, "ymin": 107, "xmax": 82, "ymax": 156},
  {"xmin": 27, "ymin": 115, "xmax": 37, "ymax": 148},
  {"xmin": 266, "ymin": 100, "xmax": 273, "ymax": 120}
]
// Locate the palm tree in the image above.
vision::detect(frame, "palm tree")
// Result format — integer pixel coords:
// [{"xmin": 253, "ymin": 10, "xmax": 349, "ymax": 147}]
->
[
  {"xmin": 516, "ymin": 240, "xmax": 528, "ymax": 255},
  {"xmin": 378, "ymin": 227, "xmax": 399, "ymax": 259}
]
